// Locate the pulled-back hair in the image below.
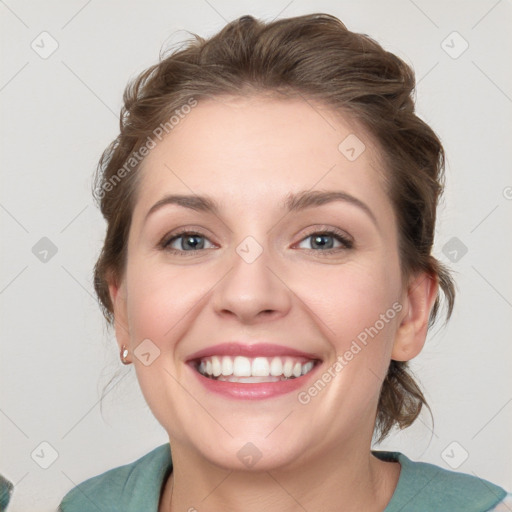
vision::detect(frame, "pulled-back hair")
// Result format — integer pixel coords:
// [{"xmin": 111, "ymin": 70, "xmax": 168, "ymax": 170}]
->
[{"xmin": 93, "ymin": 13, "xmax": 455, "ymax": 443}]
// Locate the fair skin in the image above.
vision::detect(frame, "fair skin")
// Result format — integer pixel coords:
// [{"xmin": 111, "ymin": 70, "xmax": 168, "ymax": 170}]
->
[{"xmin": 108, "ymin": 94, "xmax": 438, "ymax": 512}]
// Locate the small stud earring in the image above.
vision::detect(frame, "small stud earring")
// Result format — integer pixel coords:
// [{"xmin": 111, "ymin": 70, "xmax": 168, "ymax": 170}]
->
[{"xmin": 120, "ymin": 345, "xmax": 130, "ymax": 365}]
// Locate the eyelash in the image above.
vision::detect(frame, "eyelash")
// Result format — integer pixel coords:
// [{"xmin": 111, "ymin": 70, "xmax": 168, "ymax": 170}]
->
[{"xmin": 158, "ymin": 226, "xmax": 354, "ymax": 257}]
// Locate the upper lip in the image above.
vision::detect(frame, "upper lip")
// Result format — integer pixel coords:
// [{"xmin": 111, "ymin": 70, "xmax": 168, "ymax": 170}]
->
[{"xmin": 186, "ymin": 342, "xmax": 322, "ymax": 362}]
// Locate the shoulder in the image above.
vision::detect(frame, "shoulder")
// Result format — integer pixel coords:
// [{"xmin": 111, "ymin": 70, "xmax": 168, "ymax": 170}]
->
[
  {"xmin": 58, "ymin": 443, "xmax": 172, "ymax": 512},
  {"xmin": 373, "ymin": 450, "xmax": 508, "ymax": 512},
  {"xmin": 488, "ymin": 492, "xmax": 512, "ymax": 511}
]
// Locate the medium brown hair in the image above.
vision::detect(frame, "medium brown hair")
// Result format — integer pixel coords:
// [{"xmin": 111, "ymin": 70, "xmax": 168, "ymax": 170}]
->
[{"xmin": 93, "ymin": 13, "xmax": 455, "ymax": 443}]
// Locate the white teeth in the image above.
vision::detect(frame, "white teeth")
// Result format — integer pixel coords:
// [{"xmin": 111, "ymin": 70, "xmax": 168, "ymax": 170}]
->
[
  {"xmin": 233, "ymin": 356, "xmax": 252, "ymax": 377},
  {"xmin": 217, "ymin": 375, "xmax": 282, "ymax": 383},
  {"xmin": 211, "ymin": 356, "xmax": 222, "ymax": 377},
  {"xmin": 302, "ymin": 361, "xmax": 314, "ymax": 375},
  {"xmin": 270, "ymin": 357, "xmax": 283, "ymax": 376},
  {"xmin": 221, "ymin": 355, "xmax": 233, "ymax": 376},
  {"xmin": 283, "ymin": 359, "xmax": 294, "ymax": 378},
  {"xmin": 196, "ymin": 355, "xmax": 317, "ymax": 380},
  {"xmin": 252, "ymin": 357, "xmax": 270, "ymax": 376}
]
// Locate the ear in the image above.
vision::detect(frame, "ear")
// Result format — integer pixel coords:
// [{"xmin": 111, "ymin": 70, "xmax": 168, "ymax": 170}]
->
[
  {"xmin": 391, "ymin": 272, "xmax": 439, "ymax": 362},
  {"xmin": 107, "ymin": 272, "xmax": 131, "ymax": 363}
]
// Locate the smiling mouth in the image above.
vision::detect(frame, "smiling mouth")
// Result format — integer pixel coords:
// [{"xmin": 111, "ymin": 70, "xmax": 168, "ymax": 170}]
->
[{"xmin": 192, "ymin": 355, "xmax": 320, "ymax": 383}]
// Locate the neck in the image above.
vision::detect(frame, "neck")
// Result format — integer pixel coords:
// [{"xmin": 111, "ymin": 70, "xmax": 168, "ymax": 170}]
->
[{"xmin": 159, "ymin": 437, "xmax": 400, "ymax": 512}]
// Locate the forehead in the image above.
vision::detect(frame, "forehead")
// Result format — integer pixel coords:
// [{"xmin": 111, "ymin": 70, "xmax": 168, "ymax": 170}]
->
[{"xmin": 133, "ymin": 95, "xmax": 391, "ymax": 221}]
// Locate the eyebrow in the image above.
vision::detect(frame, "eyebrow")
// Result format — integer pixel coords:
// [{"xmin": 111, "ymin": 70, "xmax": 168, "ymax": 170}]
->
[{"xmin": 144, "ymin": 190, "xmax": 378, "ymax": 228}]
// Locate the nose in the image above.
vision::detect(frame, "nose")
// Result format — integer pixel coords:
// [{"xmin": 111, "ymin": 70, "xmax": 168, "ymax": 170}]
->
[{"xmin": 210, "ymin": 239, "xmax": 293, "ymax": 325}]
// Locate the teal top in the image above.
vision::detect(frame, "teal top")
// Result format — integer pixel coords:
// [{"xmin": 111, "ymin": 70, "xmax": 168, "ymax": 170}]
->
[{"xmin": 58, "ymin": 443, "xmax": 509, "ymax": 511}]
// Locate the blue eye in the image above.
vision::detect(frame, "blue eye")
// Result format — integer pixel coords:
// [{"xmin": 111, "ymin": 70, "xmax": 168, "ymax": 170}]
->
[
  {"xmin": 297, "ymin": 230, "xmax": 353, "ymax": 252},
  {"xmin": 159, "ymin": 227, "xmax": 353, "ymax": 256},
  {"xmin": 161, "ymin": 231, "xmax": 214, "ymax": 253}
]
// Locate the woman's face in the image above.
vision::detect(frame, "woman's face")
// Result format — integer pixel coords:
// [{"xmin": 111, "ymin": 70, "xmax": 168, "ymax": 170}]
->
[{"xmin": 110, "ymin": 95, "xmax": 417, "ymax": 470}]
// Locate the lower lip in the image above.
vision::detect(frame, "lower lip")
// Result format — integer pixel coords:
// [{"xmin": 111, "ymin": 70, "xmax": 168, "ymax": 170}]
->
[{"xmin": 188, "ymin": 362, "xmax": 321, "ymax": 400}]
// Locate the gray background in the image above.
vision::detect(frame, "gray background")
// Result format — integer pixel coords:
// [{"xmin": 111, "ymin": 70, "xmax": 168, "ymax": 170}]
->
[{"xmin": 1, "ymin": 0, "xmax": 511, "ymax": 510}]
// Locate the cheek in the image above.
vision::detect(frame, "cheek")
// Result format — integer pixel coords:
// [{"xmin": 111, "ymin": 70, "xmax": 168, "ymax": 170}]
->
[
  {"xmin": 312, "ymin": 263, "xmax": 402, "ymax": 404},
  {"xmin": 123, "ymin": 259, "xmax": 207, "ymax": 433},
  {"xmin": 312, "ymin": 259, "xmax": 401, "ymax": 340},
  {"xmin": 125, "ymin": 258, "xmax": 202, "ymax": 342},
  {"xmin": 125, "ymin": 247, "xmax": 402, "ymax": 355},
  {"xmin": 310, "ymin": 257, "xmax": 402, "ymax": 404}
]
